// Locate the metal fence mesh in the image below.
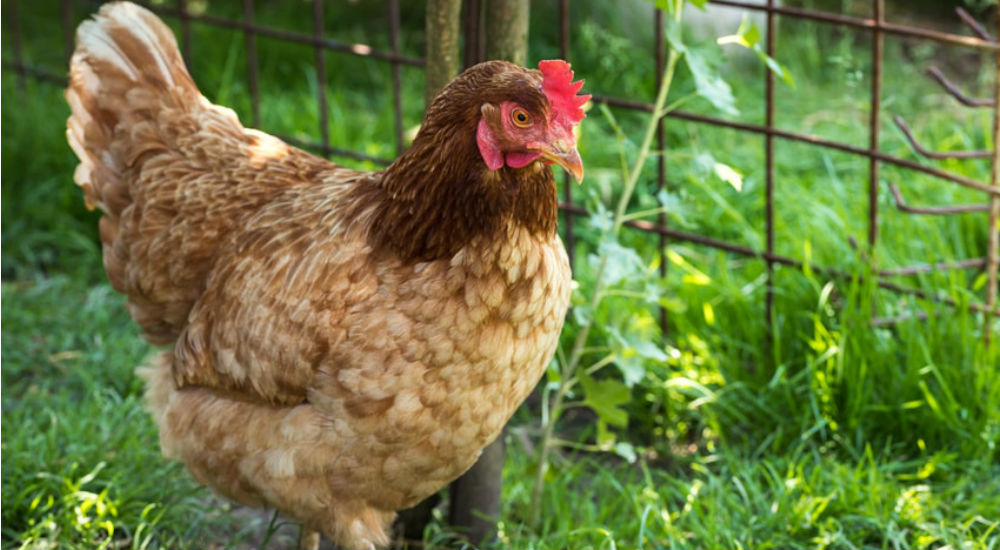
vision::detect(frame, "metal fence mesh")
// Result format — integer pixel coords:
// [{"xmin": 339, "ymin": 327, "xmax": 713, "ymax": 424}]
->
[{"xmin": 4, "ymin": 0, "xmax": 998, "ymax": 334}]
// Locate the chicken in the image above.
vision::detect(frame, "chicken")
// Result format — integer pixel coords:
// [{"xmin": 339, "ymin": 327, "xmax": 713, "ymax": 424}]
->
[{"xmin": 65, "ymin": 2, "xmax": 588, "ymax": 549}]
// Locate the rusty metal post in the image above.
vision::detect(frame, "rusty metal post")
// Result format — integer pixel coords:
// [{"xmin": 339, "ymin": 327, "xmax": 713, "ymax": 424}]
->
[
  {"xmin": 927, "ymin": 66, "xmax": 995, "ymax": 107},
  {"xmin": 560, "ymin": 0, "xmax": 575, "ymax": 272},
  {"xmin": 8, "ymin": 0, "xmax": 27, "ymax": 91},
  {"xmin": 176, "ymin": 0, "xmax": 192, "ymax": 70},
  {"xmin": 312, "ymin": 0, "xmax": 330, "ymax": 154},
  {"xmin": 463, "ymin": 0, "xmax": 484, "ymax": 68},
  {"xmin": 956, "ymin": 6, "xmax": 992, "ymax": 40},
  {"xmin": 655, "ymin": 6, "xmax": 669, "ymax": 336},
  {"xmin": 866, "ymin": 0, "xmax": 884, "ymax": 327},
  {"xmin": 868, "ymin": 0, "xmax": 884, "ymax": 249},
  {"xmin": 764, "ymin": 0, "xmax": 776, "ymax": 326},
  {"xmin": 893, "ymin": 115, "xmax": 990, "ymax": 159},
  {"xmin": 388, "ymin": 0, "xmax": 405, "ymax": 155},
  {"xmin": 61, "ymin": 0, "xmax": 74, "ymax": 63},
  {"xmin": 987, "ymin": 9, "xmax": 1000, "ymax": 340},
  {"xmin": 242, "ymin": 0, "xmax": 260, "ymax": 128},
  {"xmin": 450, "ymin": 0, "xmax": 532, "ymax": 543},
  {"xmin": 447, "ymin": 437, "xmax": 504, "ymax": 546}
]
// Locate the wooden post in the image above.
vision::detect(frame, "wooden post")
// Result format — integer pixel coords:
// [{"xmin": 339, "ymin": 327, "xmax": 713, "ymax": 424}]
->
[
  {"xmin": 400, "ymin": 2, "xmax": 527, "ymax": 546},
  {"xmin": 484, "ymin": 0, "xmax": 529, "ymax": 66},
  {"xmin": 445, "ymin": 2, "xmax": 529, "ymax": 546},
  {"xmin": 397, "ymin": 4, "xmax": 460, "ymax": 543},
  {"xmin": 448, "ymin": 435, "xmax": 505, "ymax": 546},
  {"xmin": 987, "ymin": 8, "xmax": 1000, "ymax": 343},
  {"xmin": 398, "ymin": 6, "xmax": 459, "ymax": 540},
  {"xmin": 425, "ymin": 0, "xmax": 463, "ymax": 106}
]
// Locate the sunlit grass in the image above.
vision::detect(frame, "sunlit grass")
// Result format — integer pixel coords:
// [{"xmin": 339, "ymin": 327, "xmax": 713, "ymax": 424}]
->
[{"xmin": 1, "ymin": 278, "xmax": 197, "ymax": 548}]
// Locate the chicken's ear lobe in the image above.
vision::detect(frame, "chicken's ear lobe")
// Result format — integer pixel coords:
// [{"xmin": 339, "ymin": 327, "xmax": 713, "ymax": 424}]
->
[{"xmin": 476, "ymin": 105, "xmax": 504, "ymax": 171}]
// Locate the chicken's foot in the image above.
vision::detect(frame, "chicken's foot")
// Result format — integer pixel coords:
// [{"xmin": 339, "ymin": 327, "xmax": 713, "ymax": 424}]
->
[{"xmin": 298, "ymin": 526, "xmax": 320, "ymax": 550}]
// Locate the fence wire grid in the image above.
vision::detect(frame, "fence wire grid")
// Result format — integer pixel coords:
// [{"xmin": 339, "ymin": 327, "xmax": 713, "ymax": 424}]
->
[{"xmin": 4, "ymin": 0, "xmax": 999, "ymax": 336}]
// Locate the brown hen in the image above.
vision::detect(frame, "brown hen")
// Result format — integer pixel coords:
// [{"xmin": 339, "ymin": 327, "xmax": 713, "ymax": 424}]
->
[{"xmin": 65, "ymin": 2, "xmax": 588, "ymax": 548}]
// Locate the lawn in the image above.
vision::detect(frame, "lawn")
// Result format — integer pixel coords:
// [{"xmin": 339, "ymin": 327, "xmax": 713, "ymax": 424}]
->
[{"xmin": 2, "ymin": 1, "xmax": 999, "ymax": 549}]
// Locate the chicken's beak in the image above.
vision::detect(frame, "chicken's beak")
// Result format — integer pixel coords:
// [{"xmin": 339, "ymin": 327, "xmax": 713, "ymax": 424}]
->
[{"xmin": 540, "ymin": 139, "xmax": 584, "ymax": 183}]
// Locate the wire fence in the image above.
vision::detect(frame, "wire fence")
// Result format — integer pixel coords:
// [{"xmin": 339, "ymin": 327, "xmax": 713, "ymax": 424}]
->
[{"xmin": 4, "ymin": 0, "xmax": 998, "ymax": 334}]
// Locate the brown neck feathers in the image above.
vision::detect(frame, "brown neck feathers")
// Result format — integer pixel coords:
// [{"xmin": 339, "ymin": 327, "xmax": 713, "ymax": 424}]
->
[{"xmin": 355, "ymin": 117, "xmax": 559, "ymax": 264}]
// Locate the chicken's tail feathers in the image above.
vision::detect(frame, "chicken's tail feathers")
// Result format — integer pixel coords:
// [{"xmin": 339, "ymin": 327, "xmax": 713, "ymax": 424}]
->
[{"xmin": 65, "ymin": 1, "xmax": 199, "ymax": 214}]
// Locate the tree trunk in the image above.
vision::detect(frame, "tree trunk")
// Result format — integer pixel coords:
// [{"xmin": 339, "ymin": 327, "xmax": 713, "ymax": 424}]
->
[
  {"xmin": 425, "ymin": 0, "xmax": 463, "ymax": 106},
  {"xmin": 446, "ymin": 3, "xmax": 528, "ymax": 546},
  {"xmin": 448, "ymin": 434, "xmax": 505, "ymax": 546},
  {"xmin": 394, "ymin": 492, "xmax": 441, "ymax": 544},
  {"xmin": 484, "ymin": 0, "xmax": 529, "ymax": 66},
  {"xmin": 403, "ymin": 3, "xmax": 528, "ymax": 547},
  {"xmin": 399, "ymin": 4, "xmax": 463, "ymax": 545}
]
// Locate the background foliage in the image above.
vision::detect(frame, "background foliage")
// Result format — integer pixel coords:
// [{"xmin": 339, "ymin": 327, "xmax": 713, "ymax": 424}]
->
[{"xmin": 2, "ymin": 0, "xmax": 999, "ymax": 548}]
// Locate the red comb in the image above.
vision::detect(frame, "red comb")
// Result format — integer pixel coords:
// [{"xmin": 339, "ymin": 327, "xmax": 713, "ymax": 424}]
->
[{"xmin": 539, "ymin": 59, "xmax": 590, "ymax": 126}]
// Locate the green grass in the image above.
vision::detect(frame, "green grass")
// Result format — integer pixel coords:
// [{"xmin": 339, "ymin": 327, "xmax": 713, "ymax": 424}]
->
[
  {"xmin": 3, "ymin": 1, "xmax": 999, "ymax": 548},
  {"xmin": 3, "ymin": 279, "xmax": 997, "ymax": 549},
  {"xmin": 2, "ymin": 277, "xmax": 200, "ymax": 548},
  {"xmin": 487, "ymin": 440, "xmax": 1000, "ymax": 549}
]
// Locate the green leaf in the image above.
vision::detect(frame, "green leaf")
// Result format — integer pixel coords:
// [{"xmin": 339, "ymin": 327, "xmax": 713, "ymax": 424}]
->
[
  {"xmin": 659, "ymin": 295, "xmax": 687, "ymax": 312},
  {"xmin": 667, "ymin": 249, "xmax": 712, "ymax": 286},
  {"xmin": 713, "ymin": 161, "xmax": 744, "ymax": 191},
  {"xmin": 572, "ymin": 303, "xmax": 593, "ymax": 326},
  {"xmin": 742, "ymin": 19, "xmax": 761, "ymax": 46},
  {"xmin": 613, "ymin": 442, "xmax": 638, "ymax": 463},
  {"xmin": 546, "ymin": 357, "xmax": 562, "ymax": 383},
  {"xmin": 664, "ymin": 17, "xmax": 688, "ymax": 55},
  {"xmin": 972, "ymin": 272, "xmax": 987, "ymax": 291},
  {"xmin": 634, "ymin": 340, "xmax": 669, "ymax": 363},
  {"xmin": 652, "ymin": 0, "xmax": 673, "ymax": 12},
  {"xmin": 758, "ymin": 51, "xmax": 795, "ymax": 88},
  {"xmin": 580, "ymin": 374, "xmax": 631, "ymax": 428},
  {"xmin": 647, "ymin": 0, "xmax": 702, "ymax": 15},
  {"xmin": 615, "ymin": 354, "xmax": 647, "ymax": 388},
  {"xmin": 607, "ymin": 327, "xmax": 662, "ymax": 387},
  {"xmin": 587, "ymin": 204, "xmax": 614, "ymax": 232},
  {"xmin": 655, "ymin": 188, "xmax": 696, "ymax": 228},
  {"xmin": 685, "ymin": 48, "xmax": 738, "ymax": 116},
  {"xmin": 717, "ymin": 19, "xmax": 795, "ymax": 88},
  {"xmin": 695, "ymin": 152, "xmax": 744, "ymax": 192},
  {"xmin": 703, "ymin": 302, "xmax": 716, "ymax": 325},
  {"xmin": 595, "ymin": 237, "xmax": 647, "ymax": 287},
  {"xmin": 596, "ymin": 420, "xmax": 615, "ymax": 447}
]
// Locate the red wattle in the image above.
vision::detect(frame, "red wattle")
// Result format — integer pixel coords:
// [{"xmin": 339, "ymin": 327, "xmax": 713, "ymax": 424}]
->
[{"xmin": 505, "ymin": 151, "xmax": 543, "ymax": 168}]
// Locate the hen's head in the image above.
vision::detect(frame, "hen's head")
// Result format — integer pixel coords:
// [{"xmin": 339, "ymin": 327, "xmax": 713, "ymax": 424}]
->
[
  {"xmin": 368, "ymin": 60, "xmax": 588, "ymax": 262},
  {"xmin": 423, "ymin": 59, "xmax": 589, "ymax": 182}
]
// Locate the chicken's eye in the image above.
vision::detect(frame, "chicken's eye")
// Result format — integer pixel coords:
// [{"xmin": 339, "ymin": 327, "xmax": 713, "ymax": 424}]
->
[{"xmin": 511, "ymin": 108, "xmax": 532, "ymax": 128}]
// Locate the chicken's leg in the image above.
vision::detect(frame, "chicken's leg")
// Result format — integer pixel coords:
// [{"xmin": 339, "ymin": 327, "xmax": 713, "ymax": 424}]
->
[{"xmin": 299, "ymin": 526, "xmax": 320, "ymax": 550}]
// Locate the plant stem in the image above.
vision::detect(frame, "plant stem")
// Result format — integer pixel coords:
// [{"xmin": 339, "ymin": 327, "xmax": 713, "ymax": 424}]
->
[
  {"xmin": 528, "ymin": 28, "xmax": 684, "ymax": 528},
  {"xmin": 613, "ymin": 49, "xmax": 680, "ymax": 234},
  {"xmin": 584, "ymin": 353, "xmax": 619, "ymax": 376},
  {"xmin": 620, "ymin": 205, "xmax": 672, "ymax": 223}
]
